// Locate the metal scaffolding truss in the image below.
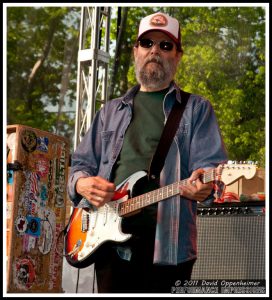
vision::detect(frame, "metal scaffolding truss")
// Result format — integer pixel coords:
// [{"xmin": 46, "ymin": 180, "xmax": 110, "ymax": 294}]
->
[{"xmin": 74, "ymin": 7, "xmax": 111, "ymax": 149}]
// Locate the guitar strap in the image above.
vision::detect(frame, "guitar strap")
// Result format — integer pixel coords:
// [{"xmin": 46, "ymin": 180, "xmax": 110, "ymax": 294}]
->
[{"xmin": 148, "ymin": 89, "xmax": 191, "ymax": 181}]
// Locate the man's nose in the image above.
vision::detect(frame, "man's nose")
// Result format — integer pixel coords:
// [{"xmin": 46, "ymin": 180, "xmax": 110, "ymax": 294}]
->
[{"xmin": 150, "ymin": 42, "xmax": 161, "ymax": 54}]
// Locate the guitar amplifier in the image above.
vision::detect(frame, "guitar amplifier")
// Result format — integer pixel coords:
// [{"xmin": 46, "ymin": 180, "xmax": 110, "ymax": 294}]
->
[
  {"xmin": 6, "ymin": 125, "xmax": 70, "ymax": 293},
  {"xmin": 191, "ymin": 201, "xmax": 266, "ymax": 280}
]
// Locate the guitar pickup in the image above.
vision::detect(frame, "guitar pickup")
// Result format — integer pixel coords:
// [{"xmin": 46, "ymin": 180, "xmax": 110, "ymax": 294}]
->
[{"xmin": 81, "ymin": 212, "xmax": 89, "ymax": 232}]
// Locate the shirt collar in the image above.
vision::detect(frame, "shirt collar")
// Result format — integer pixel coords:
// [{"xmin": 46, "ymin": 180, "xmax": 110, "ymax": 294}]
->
[{"xmin": 117, "ymin": 81, "xmax": 182, "ymax": 110}]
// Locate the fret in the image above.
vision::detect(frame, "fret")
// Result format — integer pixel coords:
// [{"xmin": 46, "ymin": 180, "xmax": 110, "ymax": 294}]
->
[
  {"xmin": 180, "ymin": 179, "xmax": 188, "ymax": 186},
  {"xmin": 167, "ymin": 185, "xmax": 171, "ymax": 197},
  {"xmin": 124, "ymin": 202, "xmax": 128, "ymax": 214},
  {"xmin": 173, "ymin": 182, "xmax": 180, "ymax": 195},
  {"xmin": 135, "ymin": 196, "xmax": 140, "ymax": 209},
  {"xmin": 199, "ymin": 169, "xmax": 216, "ymax": 184},
  {"xmin": 130, "ymin": 198, "xmax": 135, "ymax": 212},
  {"xmin": 158, "ymin": 189, "xmax": 163, "ymax": 200},
  {"xmin": 146, "ymin": 192, "xmax": 151, "ymax": 205},
  {"xmin": 141, "ymin": 194, "xmax": 144, "ymax": 208}
]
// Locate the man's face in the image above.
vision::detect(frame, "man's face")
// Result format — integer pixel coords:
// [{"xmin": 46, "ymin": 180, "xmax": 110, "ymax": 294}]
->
[{"xmin": 134, "ymin": 31, "xmax": 182, "ymax": 91}]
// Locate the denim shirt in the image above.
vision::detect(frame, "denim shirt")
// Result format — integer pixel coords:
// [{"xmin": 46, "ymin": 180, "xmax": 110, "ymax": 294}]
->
[{"xmin": 68, "ymin": 81, "xmax": 228, "ymax": 265}]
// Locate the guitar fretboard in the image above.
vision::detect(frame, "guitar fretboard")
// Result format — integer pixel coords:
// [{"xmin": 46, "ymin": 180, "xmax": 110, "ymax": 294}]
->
[{"xmin": 118, "ymin": 168, "xmax": 217, "ymax": 216}]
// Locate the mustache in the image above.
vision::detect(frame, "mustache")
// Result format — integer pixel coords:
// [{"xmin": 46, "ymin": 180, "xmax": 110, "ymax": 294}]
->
[{"xmin": 144, "ymin": 56, "xmax": 163, "ymax": 67}]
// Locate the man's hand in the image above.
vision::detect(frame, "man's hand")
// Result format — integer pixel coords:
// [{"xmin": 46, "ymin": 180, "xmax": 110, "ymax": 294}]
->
[
  {"xmin": 179, "ymin": 169, "xmax": 213, "ymax": 202},
  {"xmin": 76, "ymin": 176, "xmax": 116, "ymax": 207}
]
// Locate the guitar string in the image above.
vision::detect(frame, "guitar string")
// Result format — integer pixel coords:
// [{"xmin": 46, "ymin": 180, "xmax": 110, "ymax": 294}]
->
[{"xmin": 119, "ymin": 168, "xmax": 219, "ymax": 215}]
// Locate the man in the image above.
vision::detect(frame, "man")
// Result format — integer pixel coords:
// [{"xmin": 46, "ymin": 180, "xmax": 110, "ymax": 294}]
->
[{"xmin": 68, "ymin": 12, "xmax": 228, "ymax": 293}]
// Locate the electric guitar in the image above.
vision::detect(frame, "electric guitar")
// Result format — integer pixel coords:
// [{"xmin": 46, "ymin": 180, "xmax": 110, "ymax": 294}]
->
[{"xmin": 64, "ymin": 163, "xmax": 256, "ymax": 268}]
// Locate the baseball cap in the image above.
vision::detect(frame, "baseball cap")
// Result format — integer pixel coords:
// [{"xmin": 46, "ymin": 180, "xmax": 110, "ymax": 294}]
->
[{"xmin": 137, "ymin": 12, "xmax": 182, "ymax": 51}]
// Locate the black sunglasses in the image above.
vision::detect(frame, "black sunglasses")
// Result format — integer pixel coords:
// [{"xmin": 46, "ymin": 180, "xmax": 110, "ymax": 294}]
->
[{"xmin": 138, "ymin": 38, "xmax": 175, "ymax": 51}]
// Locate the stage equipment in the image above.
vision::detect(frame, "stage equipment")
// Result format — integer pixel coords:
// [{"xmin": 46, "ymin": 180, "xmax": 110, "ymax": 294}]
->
[
  {"xmin": 6, "ymin": 125, "xmax": 70, "ymax": 293},
  {"xmin": 191, "ymin": 201, "xmax": 265, "ymax": 280}
]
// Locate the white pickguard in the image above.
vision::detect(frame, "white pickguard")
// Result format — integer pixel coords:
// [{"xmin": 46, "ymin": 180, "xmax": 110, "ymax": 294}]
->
[
  {"xmin": 76, "ymin": 171, "xmax": 148, "ymax": 261},
  {"xmin": 76, "ymin": 195, "xmax": 131, "ymax": 261}
]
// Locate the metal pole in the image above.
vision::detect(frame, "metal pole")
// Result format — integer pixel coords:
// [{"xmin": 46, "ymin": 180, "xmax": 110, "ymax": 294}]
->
[
  {"xmin": 74, "ymin": 6, "xmax": 111, "ymax": 149},
  {"xmin": 74, "ymin": 7, "xmax": 85, "ymax": 150}
]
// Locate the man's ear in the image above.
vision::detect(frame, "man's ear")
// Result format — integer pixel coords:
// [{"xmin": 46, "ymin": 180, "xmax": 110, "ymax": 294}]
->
[
  {"xmin": 177, "ymin": 50, "xmax": 183, "ymax": 61},
  {"xmin": 133, "ymin": 45, "xmax": 138, "ymax": 60}
]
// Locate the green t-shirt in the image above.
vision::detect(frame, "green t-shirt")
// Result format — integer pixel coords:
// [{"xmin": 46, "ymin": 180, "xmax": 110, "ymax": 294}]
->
[{"xmin": 113, "ymin": 88, "xmax": 168, "ymax": 186}]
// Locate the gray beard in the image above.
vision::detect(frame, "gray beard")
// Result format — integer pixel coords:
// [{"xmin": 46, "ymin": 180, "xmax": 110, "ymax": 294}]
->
[{"xmin": 135, "ymin": 55, "xmax": 177, "ymax": 90}]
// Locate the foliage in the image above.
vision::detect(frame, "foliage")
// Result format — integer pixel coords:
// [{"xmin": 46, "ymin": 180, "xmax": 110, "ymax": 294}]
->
[
  {"xmin": 176, "ymin": 7, "xmax": 266, "ymax": 167},
  {"xmin": 6, "ymin": 6, "xmax": 80, "ymax": 144},
  {"xmin": 6, "ymin": 6, "xmax": 266, "ymax": 166}
]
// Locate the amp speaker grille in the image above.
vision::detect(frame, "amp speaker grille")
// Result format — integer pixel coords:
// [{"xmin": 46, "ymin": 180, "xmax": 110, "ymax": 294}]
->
[{"xmin": 191, "ymin": 213, "xmax": 265, "ymax": 280}]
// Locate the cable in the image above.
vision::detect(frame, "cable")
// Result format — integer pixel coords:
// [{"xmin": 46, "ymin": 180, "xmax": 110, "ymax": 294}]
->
[
  {"xmin": 75, "ymin": 268, "xmax": 80, "ymax": 293},
  {"xmin": 92, "ymin": 264, "xmax": 96, "ymax": 293}
]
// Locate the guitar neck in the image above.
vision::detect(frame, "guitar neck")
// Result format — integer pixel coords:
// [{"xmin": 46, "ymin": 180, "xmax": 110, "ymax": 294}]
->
[{"xmin": 118, "ymin": 168, "xmax": 216, "ymax": 216}]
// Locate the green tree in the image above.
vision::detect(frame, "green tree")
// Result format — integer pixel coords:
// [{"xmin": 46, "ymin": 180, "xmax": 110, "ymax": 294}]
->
[
  {"xmin": 175, "ymin": 7, "xmax": 265, "ymax": 166},
  {"xmin": 7, "ymin": 6, "xmax": 80, "ymax": 141}
]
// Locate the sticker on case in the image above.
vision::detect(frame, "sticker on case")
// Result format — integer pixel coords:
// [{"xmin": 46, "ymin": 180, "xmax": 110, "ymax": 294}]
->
[
  {"xmin": 7, "ymin": 170, "xmax": 13, "ymax": 184},
  {"xmin": 30, "ymin": 154, "xmax": 49, "ymax": 178},
  {"xmin": 38, "ymin": 219, "xmax": 54, "ymax": 254},
  {"xmin": 22, "ymin": 234, "xmax": 37, "ymax": 252},
  {"xmin": 14, "ymin": 257, "xmax": 36, "ymax": 290},
  {"xmin": 15, "ymin": 215, "xmax": 28, "ymax": 234},
  {"xmin": 37, "ymin": 136, "xmax": 49, "ymax": 152},
  {"xmin": 25, "ymin": 216, "xmax": 41, "ymax": 237},
  {"xmin": 21, "ymin": 130, "xmax": 37, "ymax": 152}
]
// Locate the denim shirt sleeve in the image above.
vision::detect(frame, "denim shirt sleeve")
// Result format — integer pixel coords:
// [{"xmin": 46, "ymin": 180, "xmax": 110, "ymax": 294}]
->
[
  {"xmin": 67, "ymin": 110, "xmax": 104, "ymax": 206},
  {"xmin": 189, "ymin": 96, "xmax": 228, "ymax": 205},
  {"xmin": 189, "ymin": 97, "xmax": 228, "ymax": 173}
]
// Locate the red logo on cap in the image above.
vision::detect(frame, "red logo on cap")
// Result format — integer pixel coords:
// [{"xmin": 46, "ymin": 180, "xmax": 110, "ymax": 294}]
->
[{"xmin": 150, "ymin": 14, "xmax": 168, "ymax": 27}]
